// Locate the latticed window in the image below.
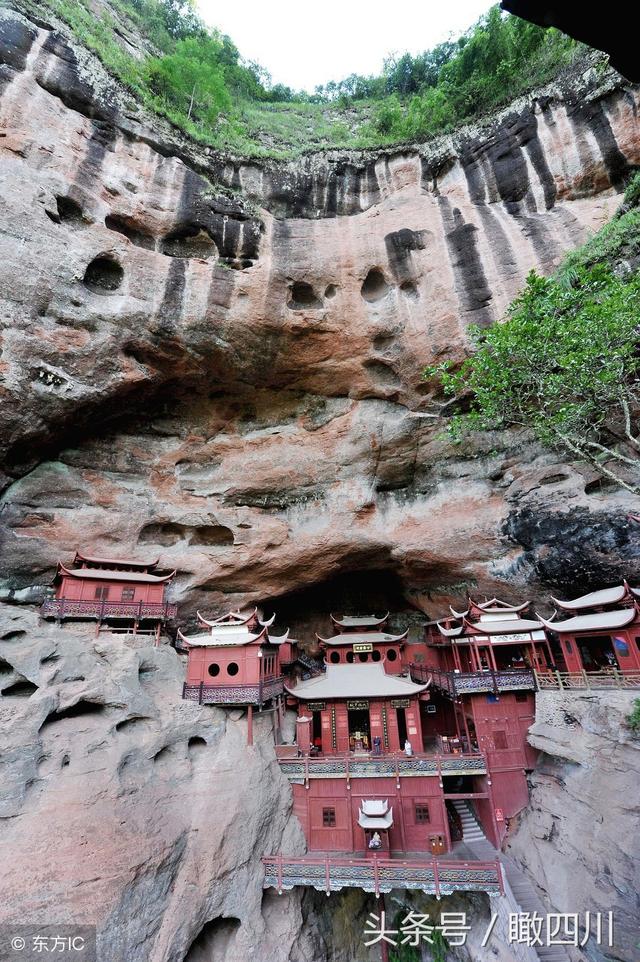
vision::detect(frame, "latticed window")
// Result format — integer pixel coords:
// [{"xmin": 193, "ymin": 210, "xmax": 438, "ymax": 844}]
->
[
  {"xmin": 121, "ymin": 588, "xmax": 135, "ymax": 601},
  {"xmin": 322, "ymin": 807, "xmax": 336, "ymax": 827},
  {"xmin": 94, "ymin": 586, "xmax": 109, "ymax": 600},
  {"xmin": 415, "ymin": 803, "xmax": 430, "ymax": 823}
]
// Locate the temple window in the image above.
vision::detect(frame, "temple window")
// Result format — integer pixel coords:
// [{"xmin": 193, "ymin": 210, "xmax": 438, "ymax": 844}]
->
[
  {"xmin": 227, "ymin": 662, "xmax": 239, "ymax": 676},
  {"xmin": 358, "ymin": 652, "xmax": 368, "ymax": 663},
  {"xmin": 415, "ymin": 804, "xmax": 430, "ymax": 823},
  {"xmin": 387, "ymin": 649, "xmax": 397, "ymax": 662},
  {"xmin": 121, "ymin": 588, "xmax": 135, "ymax": 601},
  {"xmin": 330, "ymin": 651, "xmax": 340, "ymax": 664},
  {"xmin": 346, "ymin": 652, "xmax": 354, "ymax": 663},
  {"xmin": 494, "ymin": 730, "xmax": 508, "ymax": 749},
  {"xmin": 372, "ymin": 650, "xmax": 381, "ymax": 662},
  {"xmin": 322, "ymin": 807, "xmax": 336, "ymax": 827},
  {"xmin": 94, "ymin": 586, "xmax": 109, "ymax": 600},
  {"xmin": 208, "ymin": 664, "xmax": 220, "ymax": 677}
]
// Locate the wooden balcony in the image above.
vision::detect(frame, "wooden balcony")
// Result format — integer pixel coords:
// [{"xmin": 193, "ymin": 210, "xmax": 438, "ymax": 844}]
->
[
  {"xmin": 182, "ymin": 676, "xmax": 284, "ymax": 706},
  {"xmin": 534, "ymin": 669, "xmax": 640, "ymax": 690},
  {"xmin": 41, "ymin": 598, "xmax": 177, "ymax": 620},
  {"xmin": 277, "ymin": 752, "xmax": 487, "ymax": 784},
  {"xmin": 411, "ymin": 663, "xmax": 536, "ymax": 696},
  {"xmin": 263, "ymin": 854, "xmax": 503, "ymax": 897}
]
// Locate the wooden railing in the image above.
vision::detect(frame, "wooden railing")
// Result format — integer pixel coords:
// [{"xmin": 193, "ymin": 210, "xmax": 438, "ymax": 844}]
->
[
  {"xmin": 263, "ymin": 854, "xmax": 503, "ymax": 897},
  {"xmin": 41, "ymin": 598, "xmax": 177, "ymax": 620},
  {"xmin": 410, "ymin": 663, "xmax": 536, "ymax": 695},
  {"xmin": 534, "ymin": 669, "xmax": 640, "ymax": 690},
  {"xmin": 277, "ymin": 752, "xmax": 487, "ymax": 784},
  {"xmin": 182, "ymin": 676, "xmax": 284, "ymax": 706}
]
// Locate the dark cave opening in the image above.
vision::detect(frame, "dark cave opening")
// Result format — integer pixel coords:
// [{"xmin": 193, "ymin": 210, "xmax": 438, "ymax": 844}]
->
[
  {"xmin": 83, "ymin": 255, "xmax": 124, "ymax": 294},
  {"xmin": 183, "ymin": 916, "xmax": 241, "ymax": 962},
  {"xmin": 263, "ymin": 567, "xmax": 421, "ymax": 643}
]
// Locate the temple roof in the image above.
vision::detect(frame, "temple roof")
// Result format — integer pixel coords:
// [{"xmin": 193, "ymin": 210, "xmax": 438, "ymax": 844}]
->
[
  {"xmin": 469, "ymin": 597, "xmax": 530, "ymax": 615},
  {"xmin": 550, "ymin": 585, "xmax": 628, "ymax": 611},
  {"xmin": 358, "ymin": 800, "xmax": 394, "ymax": 829},
  {"xmin": 537, "ymin": 609, "xmax": 636, "ymax": 634},
  {"xmin": 73, "ymin": 551, "xmax": 160, "ymax": 569},
  {"xmin": 330, "ymin": 613, "xmax": 389, "ymax": 628},
  {"xmin": 463, "ymin": 617, "xmax": 544, "ymax": 635},
  {"xmin": 437, "ymin": 622, "xmax": 464, "ymax": 637},
  {"xmin": 197, "ymin": 608, "xmax": 258, "ymax": 628},
  {"xmin": 58, "ymin": 563, "xmax": 174, "ymax": 583},
  {"xmin": 285, "ymin": 662, "xmax": 429, "ymax": 699},
  {"xmin": 316, "ymin": 630, "xmax": 408, "ymax": 646},
  {"xmin": 177, "ymin": 624, "xmax": 268, "ymax": 647}
]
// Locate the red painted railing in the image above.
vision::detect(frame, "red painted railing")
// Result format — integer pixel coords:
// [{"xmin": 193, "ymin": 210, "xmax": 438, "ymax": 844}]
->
[
  {"xmin": 277, "ymin": 751, "xmax": 487, "ymax": 784},
  {"xmin": 263, "ymin": 854, "xmax": 503, "ymax": 897},
  {"xmin": 41, "ymin": 598, "xmax": 177, "ymax": 620}
]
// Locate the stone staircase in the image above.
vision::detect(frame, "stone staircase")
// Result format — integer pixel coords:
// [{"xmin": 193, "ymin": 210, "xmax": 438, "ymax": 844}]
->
[
  {"xmin": 451, "ymin": 799, "xmax": 486, "ymax": 842},
  {"xmin": 453, "ymin": 802, "xmax": 571, "ymax": 962}
]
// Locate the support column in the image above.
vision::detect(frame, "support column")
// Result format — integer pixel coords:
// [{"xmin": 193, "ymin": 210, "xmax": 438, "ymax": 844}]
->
[
  {"xmin": 487, "ymin": 642, "xmax": 498, "ymax": 672},
  {"xmin": 377, "ymin": 895, "xmax": 389, "ymax": 962},
  {"xmin": 247, "ymin": 704, "xmax": 253, "ymax": 746}
]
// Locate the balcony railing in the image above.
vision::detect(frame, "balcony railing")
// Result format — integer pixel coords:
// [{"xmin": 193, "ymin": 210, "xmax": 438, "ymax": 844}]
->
[
  {"xmin": 277, "ymin": 752, "xmax": 487, "ymax": 783},
  {"xmin": 534, "ymin": 669, "xmax": 640, "ymax": 690},
  {"xmin": 41, "ymin": 598, "xmax": 177, "ymax": 620},
  {"xmin": 410, "ymin": 663, "xmax": 536, "ymax": 696},
  {"xmin": 263, "ymin": 854, "xmax": 503, "ymax": 897},
  {"xmin": 182, "ymin": 676, "xmax": 284, "ymax": 706}
]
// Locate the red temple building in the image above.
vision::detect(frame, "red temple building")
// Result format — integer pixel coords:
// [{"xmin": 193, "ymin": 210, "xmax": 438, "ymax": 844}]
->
[
  {"xmin": 538, "ymin": 583, "xmax": 640, "ymax": 676},
  {"xmin": 263, "ymin": 611, "xmax": 507, "ymax": 899},
  {"xmin": 40, "ymin": 551, "xmax": 176, "ymax": 639},
  {"xmin": 180, "ymin": 608, "xmax": 290, "ymax": 744}
]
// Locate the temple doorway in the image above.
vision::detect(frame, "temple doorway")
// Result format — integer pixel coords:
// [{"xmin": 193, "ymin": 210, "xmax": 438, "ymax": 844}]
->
[
  {"xmin": 312, "ymin": 711, "xmax": 322, "ymax": 752},
  {"xmin": 579, "ymin": 635, "xmax": 618, "ymax": 671},
  {"xmin": 348, "ymin": 707, "xmax": 370, "ymax": 751},
  {"xmin": 396, "ymin": 707, "xmax": 408, "ymax": 746}
]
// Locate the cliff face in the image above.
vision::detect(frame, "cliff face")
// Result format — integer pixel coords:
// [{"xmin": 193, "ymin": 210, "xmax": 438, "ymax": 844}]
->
[
  {"xmin": 1, "ymin": 5, "xmax": 640, "ymax": 628},
  {"xmin": 506, "ymin": 692, "xmax": 640, "ymax": 962},
  {"xmin": 0, "ymin": 605, "xmax": 315, "ymax": 962}
]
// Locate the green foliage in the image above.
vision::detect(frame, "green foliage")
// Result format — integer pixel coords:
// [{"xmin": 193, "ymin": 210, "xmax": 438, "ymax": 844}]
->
[
  {"xmin": 425, "ymin": 207, "xmax": 640, "ymax": 493},
  {"xmin": 35, "ymin": 0, "xmax": 590, "ymax": 157},
  {"xmin": 145, "ymin": 36, "xmax": 231, "ymax": 126},
  {"xmin": 627, "ymin": 698, "xmax": 640, "ymax": 732}
]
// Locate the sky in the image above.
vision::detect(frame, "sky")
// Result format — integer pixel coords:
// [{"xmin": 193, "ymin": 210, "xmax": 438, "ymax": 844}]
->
[{"xmin": 195, "ymin": 0, "xmax": 495, "ymax": 92}]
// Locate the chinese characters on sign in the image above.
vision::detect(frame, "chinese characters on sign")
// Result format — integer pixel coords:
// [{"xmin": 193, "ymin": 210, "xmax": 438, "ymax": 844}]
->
[{"xmin": 363, "ymin": 911, "xmax": 614, "ymax": 949}]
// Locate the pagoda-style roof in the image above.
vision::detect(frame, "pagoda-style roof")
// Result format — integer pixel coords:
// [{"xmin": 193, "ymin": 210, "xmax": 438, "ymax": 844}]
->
[
  {"xmin": 537, "ymin": 609, "xmax": 636, "ymax": 634},
  {"xmin": 285, "ymin": 662, "xmax": 429, "ymax": 699},
  {"xmin": 463, "ymin": 616, "xmax": 543, "ymax": 635},
  {"xmin": 197, "ymin": 608, "xmax": 258, "ymax": 628},
  {"xmin": 358, "ymin": 799, "xmax": 394, "ymax": 829},
  {"xmin": 57, "ymin": 563, "xmax": 175, "ymax": 584},
  {"xmin": 73, "ymin": 551, "xmax": 160, "ymax": 570},
  {"xmin": 550, "ymin": 585, "xmax": 629, "ymax": 611},
  {"xmin": 316, "ymin": 630, "xmax": 408, "ymax": 646},
  {"xmin": 177, "ymin": 623, "xmax": 268, "ymax": 648},
  {"xmin": 330, "ymin": 613, "xmax": 389, "ymax": 629},
  {"xmin": 468, "ymin": 597, "xmax": 530, "ymax": 615},
  {"xmin": 437, "ymin": 622, "xmax": 464, "ymax": 637}
]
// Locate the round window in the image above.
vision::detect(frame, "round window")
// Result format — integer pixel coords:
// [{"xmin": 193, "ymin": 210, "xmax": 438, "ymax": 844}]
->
[
  {"xmin": 358, "ymin": 652, "xmax": 368, "ymax": 663},
  {"xmin": 208, "ymin": 663, "xmax": 220, "ymax": 677},
  {"xmin": 330, "ymin": 651, "xmax": 340, "ymax": 664},
  {"xmin": 386, "ymin": 648, "xmax": 397, "ymax": 662},
  {"xmin": 372, "ymin": 650, "xmax": 381, "ymax": 662},
  {"xmin": 346, "ymin": 652, "xmax": 354, "ymax": 663},
  {"xmin": 227, "ymin": 662, "xmax": 239, "ymax": 676}
]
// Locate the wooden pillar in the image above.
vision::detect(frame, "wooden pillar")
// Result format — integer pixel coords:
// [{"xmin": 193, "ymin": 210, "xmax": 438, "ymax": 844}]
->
[
  {"xmin": 487, "ymin": 642, "xmax": 498, "ymax": 672},
  {"xmin": 452, "ymin": 644, "xmax": 462, "ymax": 672},
  {"xmin": 247, "ymin": 704, "xmax": 253, "ymax": 746}
]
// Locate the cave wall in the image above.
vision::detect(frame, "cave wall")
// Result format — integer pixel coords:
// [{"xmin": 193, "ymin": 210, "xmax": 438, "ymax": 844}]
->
[{"xmin": 1, "ymin": 3, "xmax": 640, "ymax": 619}]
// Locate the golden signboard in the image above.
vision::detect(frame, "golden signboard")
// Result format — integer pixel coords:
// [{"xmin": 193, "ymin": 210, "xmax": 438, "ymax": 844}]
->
[
  {"xmin": 390, "ymin": 698, "xmax": 410, "ymax": 709},
  {"xmin": 307, "ymin": 701, "xmax": 326, "ymax": 711},
  {"xmin": 352, "ymin": 642, "xmax": 373, "ymax": 653},
  {"xmin": 347, "ymin": 700, "xmax": 369, "ymax": 711}
]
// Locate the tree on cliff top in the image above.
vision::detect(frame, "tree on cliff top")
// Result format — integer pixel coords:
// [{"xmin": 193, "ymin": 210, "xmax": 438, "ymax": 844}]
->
[
  {"xmin": 145, "ymin": 36, "xmax": 231, "ymax": 126},
  {"xmin": 424, "ymin": 192, "xmax": 640, "ymax": 496}
]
